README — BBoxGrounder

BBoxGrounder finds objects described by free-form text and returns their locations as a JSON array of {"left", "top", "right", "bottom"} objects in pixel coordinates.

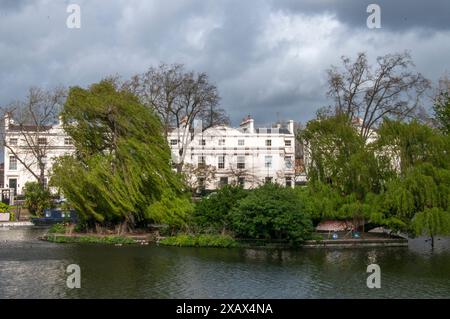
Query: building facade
[
  {"left": 3, "top": 115, "right": 297, "bottom": 195},
  {"left": 168, "top": 116, "right": 296, "bottom": 191},
  {"left": 3, "top": 115, "right": 75, "bottom": 195}
]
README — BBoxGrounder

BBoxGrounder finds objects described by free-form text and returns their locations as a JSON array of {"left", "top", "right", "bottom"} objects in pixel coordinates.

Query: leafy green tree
[
  {"left": 51, "top": 79, "right": 188, "bottom": 230},
  {"left": 295, "top": 182, "right": 344, "bottom": 223},
  {"left": 376, "top": 119, "right": 450, "bottom": 174},
  {"left": 230, "top": 184, "right": 313, "bottom": 244},
  {"left": 433, "top": 91, "right": 450, "bottom": 135},
  {"left": 300, "top": 114, "right": 388, "bottom": 199},
  {"left": 371, "top": 120, "right": 450, "bottom": 233},
  {"left": 145, "top": 189, "right": 194, "bottom": 231},
  {"left": 193, "top": 185, "right": 248, "bottom": 233},
  {"left": 411, "top": 207, "right": 450, "bottom": 248},
  {"left": 380, "top": 163, "right": 450, "bottom": 232},
  {"left": 23, "top": 181, "right": 52, "bottom": 217}
]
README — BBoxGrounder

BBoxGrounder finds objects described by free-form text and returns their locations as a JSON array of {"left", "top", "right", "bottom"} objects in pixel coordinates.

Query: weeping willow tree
[
  {"left": 51, "top": 79, "right": 192, "bottom": 231},
  {"left": 376, "top": 119, "right": 450, "bottom": 174},
  {"left": 411, "top": 208, "right": 450, "bottom": 248},
  {"left": 299, "top": 114, "right": 389, "bottom": 199},
  {"left": 380, "top": 163, "right": 450, "bottom": 233}
]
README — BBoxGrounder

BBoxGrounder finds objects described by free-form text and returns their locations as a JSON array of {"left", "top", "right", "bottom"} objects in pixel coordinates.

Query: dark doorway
[{"left": 9, "top": 178, "right": 17, "bottom": 196}]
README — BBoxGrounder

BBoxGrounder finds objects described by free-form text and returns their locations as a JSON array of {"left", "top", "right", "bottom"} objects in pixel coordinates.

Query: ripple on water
[{"left": 1, "top": 229, "right": 449, "bottom": 298}]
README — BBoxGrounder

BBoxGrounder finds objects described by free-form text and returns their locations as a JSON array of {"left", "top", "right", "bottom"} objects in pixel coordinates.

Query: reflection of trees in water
[
  {"left": 3, "top": 231, "right": 450, "bottom": 298},
  {"left": 243, "top": 249, "right": 294, "bottom": 263},
  {"left": 409, "top": 236, "right": 450, "bottom": 255},
  {"left": 61, "top": 245, "right": 179, "bottom": 298},
  {"left": 0, "top": 227, "right": 48, "bottom": 244}
]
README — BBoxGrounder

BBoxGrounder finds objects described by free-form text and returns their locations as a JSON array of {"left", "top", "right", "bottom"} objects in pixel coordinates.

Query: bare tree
[
  {"left": 126, "top": 64, "right": 229, "bottom": 173},
  {"left": 126, "top": 64, "right": 185, "bottom": 138},
  {"left": 326, "top": 52, "right": 430, "bottom": 139},
  {"left": 182, "top": 163, "right": 217, "bottom": 194},
  {"left": 434, "top": 74, "right": 450, "bottom": 99},
  {"left": 431, "top": 74, "right": 450, "bottom": 133},
  {"left": 1, "top": 87, "right": 66, "bottom": 187},
  {"left": 227, "top": 164, "right": 260, "bottom": 188}
]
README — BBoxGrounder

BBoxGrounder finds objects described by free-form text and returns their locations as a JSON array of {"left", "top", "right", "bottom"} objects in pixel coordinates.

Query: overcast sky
[{"left": 1, "top": 0, "right": 449, "bottom": 126}]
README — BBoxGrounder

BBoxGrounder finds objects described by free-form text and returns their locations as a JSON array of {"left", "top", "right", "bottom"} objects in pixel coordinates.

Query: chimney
[
  {"left": 249, "top": 118, "right": 254, "bottom": 134},
  {"left": 288, "top": 120, "right": 294, "bottom": 134},
  {"left": 4, "top": 112, "right": 13, "bottom": 129},
  {"left": 240, "top": 115, "right": 254, "bottom": 134}
]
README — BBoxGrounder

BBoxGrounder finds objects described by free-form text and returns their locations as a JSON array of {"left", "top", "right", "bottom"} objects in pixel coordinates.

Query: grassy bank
[
  {"left": 159, "top": 234, "right": 238, "bottom": 248},
  {"left": 44, "top": 234, "right": 137, "bottom": 245}
]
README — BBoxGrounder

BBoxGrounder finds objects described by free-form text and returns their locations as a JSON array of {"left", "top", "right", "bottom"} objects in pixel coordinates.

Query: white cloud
[{"left": 0, "top": 0, "right": 449, "bottom": 126}]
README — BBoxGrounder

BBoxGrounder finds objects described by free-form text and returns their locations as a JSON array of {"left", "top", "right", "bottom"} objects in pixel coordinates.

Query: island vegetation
[{"left": 8, "top": 53, "right": 450, "bottom": 248}]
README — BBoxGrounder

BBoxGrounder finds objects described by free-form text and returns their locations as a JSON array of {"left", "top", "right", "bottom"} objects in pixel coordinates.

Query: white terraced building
[
  {"left": 168, "top": 116, "right": 297, "bottom": 191},
  {"left": 2, "top": 115, "right": 75, "bottom": 195},
  {"left": 3, "top": 114, "right": 297, "bottom": 196}
]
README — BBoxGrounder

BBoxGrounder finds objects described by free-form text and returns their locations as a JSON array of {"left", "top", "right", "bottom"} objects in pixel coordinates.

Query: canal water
[{"left": 0, "top": 227, "right": 449, "bottom": 298}]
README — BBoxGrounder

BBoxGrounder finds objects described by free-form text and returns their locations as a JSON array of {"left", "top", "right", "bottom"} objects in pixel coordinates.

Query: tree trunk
[
  {"left": 39, "top": 165, "right": 46, "bottom": 189},
  {"left": 176, "top": 163, "right": 184, "bottom": 174}
]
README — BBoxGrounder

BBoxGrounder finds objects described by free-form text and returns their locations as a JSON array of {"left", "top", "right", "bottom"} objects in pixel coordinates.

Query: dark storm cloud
[
  {"left": 0, "top": 0, "right": 28, "bottom": 12},
  {"left": 0, "top": 0, "right": 449, "bottom": 128},
  {"left": 275, "top": 0, "right": 450, "bottom": 31}
]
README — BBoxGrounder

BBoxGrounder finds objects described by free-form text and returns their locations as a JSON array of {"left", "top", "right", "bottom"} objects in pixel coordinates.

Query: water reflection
[{"left": 0, "top": 228, "right": 449, "bottom": 299}]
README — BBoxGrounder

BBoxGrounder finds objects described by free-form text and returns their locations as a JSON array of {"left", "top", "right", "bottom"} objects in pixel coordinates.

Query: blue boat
[{"left": 31, "top": 208, "right": 77, "bottom": 226}]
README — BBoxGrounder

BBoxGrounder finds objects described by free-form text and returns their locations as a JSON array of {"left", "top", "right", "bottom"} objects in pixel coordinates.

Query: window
[
  {"left": 198, "top": 178, "right": 206, "bottom": 194},
  {"left": 265, "top": 156, "right": 273, "bottom": 168},
  {"left": 9, "top": 156, "right": 17, "bottom": 170},
  {"left": 218, "top": 139, "right": 226, "bottom": 146},
  {"left": 238, "top": 177, "right": 245, "bottom": 187},
  {"left": 9, "top": 138, "right": 18, "bottom": 145},
  {"left": 238, "top": 139, "right": 245, "bottom": 146},
  {"left": 237, "top": 156, "right": 245, "bottom": 169},
  {"left": 265, "top": 139, "right": 272, "bottom": 147},
  {"left": 198, "top": 156, "right": 206, "bottom": 168},
  {"left": 286, "top": 177, "right": 292, "bottom": 188},
  {"left": 285, "top": 156, "right": 293, "bottom": 169},
  {"left": 265, "top": 177, "right": 273, "bottom": 184},
  {"left": 285, "top": 140, "right": 292, "bottom": 147},
  {"left": 64, "top": 137, "right": 73, "bottom": 145},
  {"left": 219, "top": 177, "right": 228, "bottom": 187},
  {"left": 38, "top": 137, "right": 47, "bottom": 145},
  {"left": 218, "top": 155, "right": 225, "bottom": 169},
  {"left": 200, "top": 139, "right": 206, "bottom": 146},
  {"left": 170, "top": 139, "right": 178, "bottom": 146}
]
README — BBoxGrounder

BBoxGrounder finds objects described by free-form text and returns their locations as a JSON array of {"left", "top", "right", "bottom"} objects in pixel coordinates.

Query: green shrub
[
  {"left": 193, "top": 185, "right": 248, "bottom": 233},
  {"left": 0, "top": 203, "right": 10, "bottom": 213},
  {"left": 46, "top": 235, "right": 136, "bottom": 245},
  {"left": 230, "top": 183, "right": 313, "bottom": 244},
  {"left": 48, "top": 223, "right": 67, "bottom": 234},
  {"left": 160, "top": 234, "right": 238, "bottom": 248},
  {"left": 23, "top": 182, "right": 52, "bottom": 217}
]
